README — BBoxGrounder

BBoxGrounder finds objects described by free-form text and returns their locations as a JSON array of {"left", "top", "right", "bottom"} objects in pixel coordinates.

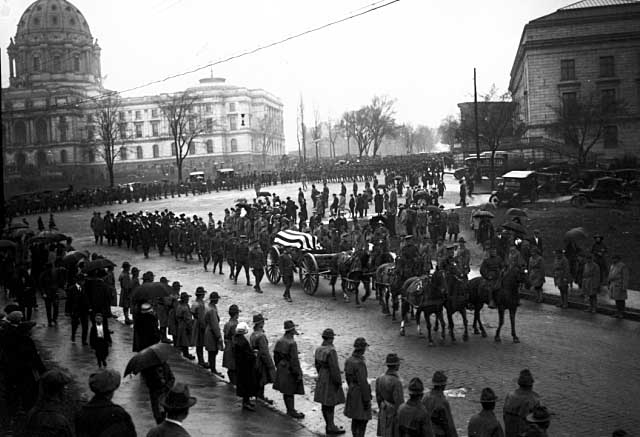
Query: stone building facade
[
  {"left": 509, "top": 0, "right": 640, "bottom": 162},
  {"left": 1, "top": 0, "right": 284, "bottom": 189}
]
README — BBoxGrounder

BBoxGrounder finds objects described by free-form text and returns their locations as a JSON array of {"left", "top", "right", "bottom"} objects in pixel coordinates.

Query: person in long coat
[
  {"left": 608, "top": 255, "right": 629, "bottom": 318},
  {"left": 552, "top": 249, "right": 572, "bottom": 309},
  {"left": 190, "top": 287, "right": 208, "bottom": 367},
  {"left": 503, "top": 369, "right": 539, "bottom": 437},
  {"left": 118, "top": 262, "right": 133, "bottom": 325},
  {"left": 166, "top": 281, "right": 180, "bottom": 338},
  {"left": 344, "top": 337, "right": 372, "bottom": 437},
  {"left": 527, "top": 247, "right": 546, "bottom": 303},
  {"left": 203, "top": 292, "right": 224, "bottom": 376},
  {"left": 132, "top": 303, "right": 160, "bottom": 352},
  {"left": 376, "top": 353, "right": 405, "bottom": 437},
  {"left": 250, "top": 313, "right": 276, "bottom": 404},
  {"left": 397, "top": 378, "right": 433, "bottom": 437},
  {"left": 314, "top": 328, "right": 346, "bottom": 435},
  {"left": 581, "top": 253, "right": 601, "bottom": 313},
  {"left": 233, "top": 321, "right": 259, "bottom": 411},
  {"left": 467, "top": 387, "right": 503, "bottom": 437},
  {"left": 273, "top": 320, "right": 305, "bottom": 419},
  {"left": 174, "top": 292, "right": 195, "bottom": 359},
  {"left": 222, "top": 304, "right": 240, "bottom": 384},
  {"left": 423, "top": 371, "right": 457, "bottom": 437}
]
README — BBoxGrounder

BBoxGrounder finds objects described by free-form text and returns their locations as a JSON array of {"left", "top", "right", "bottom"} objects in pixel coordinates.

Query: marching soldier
[
  {"left": 234, "top": 235, "right": 251, "bottom": 286},
  {"left": 480, "top": 246, "right": 504, "bottom": 309},
  {"left": 211, "top": 229, "right": 225, "bottom": 276},
  {"left": 279, "top": 248, "right": 296, "bottom": 302},
  {"left": 199, "top": 230, "right": 212, "bottom": 271},
  {"left": 225, "top": 233, "right": 237, "bottom": 280},
  {"left": 247, "top": 241, "right": 265, "bottom": 293}
]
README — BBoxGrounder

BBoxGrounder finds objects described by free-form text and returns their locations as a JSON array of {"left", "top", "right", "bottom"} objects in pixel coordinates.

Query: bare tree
[
  {"left": 350, "top": 107, "right": 374, "bottom": 157},
  {"left": 546, "top": 91, "right": 626, "bottom": 167},
  {"left": 415, "top": 125, "right": 436, "bottom": 153},
  {"left": 399, "top": 124, "right": 415, "bottom": 154},
  {"left": 341, "top": 111, "right": 356, "bottom": 157},
  {"left": 367, "top": 96, "right": 396, "bottom": 157},
  {"left": 311, "top": 108, "right": 322, "bottom": 161},
  {"left": 297, "top": 95, "right": 307, "bottom": 164},
  {"left": 438, "top": 115, "right": 462, "bottom": 152},
  {"left": 160, "top": 90, "right": 204, "bottom": 182},
  {"left": 254, "top": 113, "right": 280, "bottom": 167},
  {"left": 92, "top": 93, "right": 127, "bottom": 187},
  {"left": 326, "top": 118, "right": 340, "bottom": 158}
]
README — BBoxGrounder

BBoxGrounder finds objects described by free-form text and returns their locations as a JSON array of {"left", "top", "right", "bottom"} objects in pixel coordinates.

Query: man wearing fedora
[
  {"left": 376, "top": 353, "right": 405, "bottom": 437},
  {"left": 397, "top": 377, "right": 433, "bottom": 437},
  {"left": 314, "top": 328, "right": 346, "bottom": 435},
  {"left": 344, "top": 337, "right": 372, "bottom": 437},
  {"left": 467, "top": 387, "right": 504, "bottom": 437},
  {"left": 146, "top": 383, "right": 197, "bottom": 437},
  {"left": 273, "top": 320, "right": 305, "bottom": 418},
  {"left": 76, "top": 369, "right": 136, "bottom": 436},
  {"left": 191, "top": 287, "right": 208, "bottom": 368},
  {"left": 521, "top": 405, "right": 551, "bottom": 437},
  {"left": 503, "top": 369, "right": 539, "bottom": 437},
  {"left": 203, "top": 292, "right": 224, "bottom": 377},
  {"left": 250, "top": 314, "right": 276, "bottom": 405},
  {"left": 423, "top": 371, "right": 457, "bottom": 437}
]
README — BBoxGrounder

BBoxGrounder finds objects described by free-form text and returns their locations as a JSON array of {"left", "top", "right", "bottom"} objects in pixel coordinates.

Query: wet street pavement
[{"left": 18, "top": 176, "right": 640, "bottom": 436}]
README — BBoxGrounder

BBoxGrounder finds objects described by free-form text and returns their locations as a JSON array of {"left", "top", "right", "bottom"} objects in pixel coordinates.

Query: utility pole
[{"left": 474, "top": 67, "right": 481, "bottom": 181}]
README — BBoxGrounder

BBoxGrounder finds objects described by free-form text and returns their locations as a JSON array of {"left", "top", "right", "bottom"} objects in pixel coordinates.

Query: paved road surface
[{"left": 19, "top": 176, "right": 640, "bottom": 436}]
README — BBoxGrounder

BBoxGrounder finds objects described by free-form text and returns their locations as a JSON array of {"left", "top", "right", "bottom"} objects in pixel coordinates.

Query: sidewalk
[{"left": 19, "top": 297, "right": 317, "bottom": 437}]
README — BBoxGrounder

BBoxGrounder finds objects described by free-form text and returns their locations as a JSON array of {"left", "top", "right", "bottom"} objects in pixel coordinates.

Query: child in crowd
[{"left": 89, "top": 313, "right": 112, "bottom": 368}]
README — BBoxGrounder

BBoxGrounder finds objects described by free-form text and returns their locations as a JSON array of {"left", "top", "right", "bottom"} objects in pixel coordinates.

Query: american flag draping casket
[{"left": 273, "top": 230, "right": 323, "bottom": 251}]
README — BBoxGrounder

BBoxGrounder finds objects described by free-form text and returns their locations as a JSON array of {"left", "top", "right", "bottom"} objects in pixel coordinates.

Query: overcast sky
[{"left": 1, "top": 0, "right": 571, "bottom": 150}]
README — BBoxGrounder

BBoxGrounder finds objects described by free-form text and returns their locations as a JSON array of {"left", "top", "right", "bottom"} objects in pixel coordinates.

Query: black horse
[
  {"left": 329, "top": 249, "right": 371, "bottom": 305},
  {"left": 374, "top": 262, "right": 397, "bottom": 317},
  {"left": 442, "top": 269, "right": 470, "bottom": 343},
  {"left": 466, "top": 276, "right": 490, "bottom": 338},
  {"left": 494, "top": 265, "right": 528, "bottom": 343},
  {"left": 399, "top": 270, "right": 447, "bottom": 346}
]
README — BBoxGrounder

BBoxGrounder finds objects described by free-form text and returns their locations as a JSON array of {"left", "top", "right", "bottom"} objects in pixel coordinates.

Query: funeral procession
[{"left": 1, "top": 0, "right": 639, "bottom": 436}]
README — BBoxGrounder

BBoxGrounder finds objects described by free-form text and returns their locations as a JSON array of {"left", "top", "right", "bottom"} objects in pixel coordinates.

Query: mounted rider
[
  {"left": 480, "top": 245, "right": 504, "bottom": 309},
  {"left": 454, "top": 237, "right": 471, "bottom": 278},
  {"left": 397, "top": 235, "right": 421, "bottom": 281}
]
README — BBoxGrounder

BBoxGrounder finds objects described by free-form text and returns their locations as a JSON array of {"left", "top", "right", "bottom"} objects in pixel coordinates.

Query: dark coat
[
  {"left": 85, "top": 278, "right": 113, "bottom": 316},
  {"left": 75, "top": 395, "right": 137, "bottom": 437},
  {"left": 233, "top": 333, "right": 259, "bottom": 398},
  {"left": 423, "top": 390, "right": 458, "bottom": 437},
  {"left": 174, "top": 302, "right": 193, "bottom": 348},
  {"left": 24, "top": 399, "right": 74, "bottom": 437},
  {"left": 397, "top": 399, "right": 433, "bottom": 437},
  {"left": 344, "top": 352, "right": 372, "bottom": 421},
  {"left": 89, "top": 324, "right": 112, "bottom": 359},
  {"left": 146, "top": 420, "right": 191, "bottom": 437},
  {"left": 190, "top": 299, "right": 206, "bottom": 347},
  {"left": 467, "top": 409, "right": 504, "bottom": 437},
  {"left": 503, "top": 388, "right": 539, "bottom": 437},
  {"left": 250, "top": 329, "right": 276, "bottom": 387},
  {"left": 313, "top": 342, "right": 345, "bottom": 406},
  {"left": 133, "top": 312, "right": 160, "bottom": 352},
  {"left": 141, "top": 362, "right": 175, "bottom": 395},
  {"left": 67, "top": 283, "right": 90, "bottom": 315},
  {"left": 273, "top": 335, "right": 304, "bottom": 395},
  {"left": 222, "top": 318, "right": 238, "bottom": 371},
  {"left": 203, "top": 305, "right": 223, "bottom": 352},
  {"left": 376, "top": 370, "right": 404, "bottom": 437}
]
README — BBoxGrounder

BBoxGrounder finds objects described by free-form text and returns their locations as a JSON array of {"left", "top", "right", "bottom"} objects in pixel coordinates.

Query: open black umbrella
[
  {"left": 124, "top": 343, "right": 174, "bottom": 377},
  {"left": 62, "top": 251, "right": 89, "bottom": 270},
  {"left": 473, "top": 210, "right": 495, "bottom": 219},
  {"left": 413, "top": 190, "right": 429, "bottom": 200},
  {"left": 564, "top": 227, "right": 588, "bottom": 242},
  {"left": 501, "top": 221, "right": 527, "bottom": 235},
  {"left": 82, "top": 258, "right": 116, "bottom": 273},
  {"left": 31, "top": 231, "right": 68, "bottom": 244},
  {"left": 10, "top": 228, "right": 35, "bottom": 239},
  {"left": 257, "top": 191, "right": 272, "bottom": 197},
  {"left": 130, "top": 282, "right": 172, "bottom": 308},
  {"left": 369, "top": 215, "right": 387, "bottom": 227},
  {"left": 506, "top": 208, "right": 528, "bottom": 217}
]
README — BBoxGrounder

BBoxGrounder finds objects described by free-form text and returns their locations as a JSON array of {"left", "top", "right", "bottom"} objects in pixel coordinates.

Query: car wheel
[{"left": 489, "top": 194, "right": 499, "bottom": 207}]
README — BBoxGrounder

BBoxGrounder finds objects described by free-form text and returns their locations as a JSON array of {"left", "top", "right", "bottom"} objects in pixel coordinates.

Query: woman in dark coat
[
  {"left": 174, "top": 292, "right": 194, "bottom": 359},
  {"left": 222, "top": 304, "right": 240, "bottom": 384},
  {"left": 233, "top": 322, "right": 258, "bottom": 411},
  {"left": 132, "top": 303, "right": 160, "bottom": 352}
]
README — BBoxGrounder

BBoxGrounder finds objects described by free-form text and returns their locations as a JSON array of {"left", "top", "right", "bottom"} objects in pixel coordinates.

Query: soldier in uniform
[
  {"left": 248, "top": 241, "right": 265, "bottom": 293},
  {"left": 314, "top": 328, "right": 346, "bottom": 435},
  {"left": 273, "top": 320, "right": 305, "bottom": 419},
  {"left": 398, "top": 235, "right": 421, "bottom": 281},
  {"left": 234, "top": 235, "right": 251, "bottom": 286},
  {"left": 199, "top": 229, "right": 212, "bottom": 271},
  {"left": 211, "top": 229, "right": 225, "bottom": 276},
  {"left": 191, "top": 287, "right": 208, "bottom": 368},
  {"left": 521, "top": 405, "right": 551, "bottom": 437},
  {"left": 397, "top": 378, "right": 433, "bottom": 437},
  {"left": 480, "top": 246, "right": 504, "bottom": 309},
  {"left": 454, "top": 237, "right": 471, "bottom": 278},
  {"left": 503, "top": 369, "right": 539, "bottom": 437},
  {"left": 344, "top": 337, "right": 372, "bottom": 437},
  {"left": 279, "top": 248, "right": 296, "bottom": 302},
  {"left": 376, "top": 353, "right": 405, "bottom": 437},
  {"left": 467, "top": 388, "right": 504, "bottom": 437},
  {"left": 423, "top": 371, "right": 457, "bottom": 437},
  {"left": 591, "top": 234, "right": 608, "bottom": 285},
  {"left": 225, "top": 233, "right": 237, "bottom": 280}
]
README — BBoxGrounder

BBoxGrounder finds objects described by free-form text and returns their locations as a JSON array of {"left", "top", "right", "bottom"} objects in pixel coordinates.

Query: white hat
[{"left": 236, "top": 322, "right": 249, "bottom": 334}]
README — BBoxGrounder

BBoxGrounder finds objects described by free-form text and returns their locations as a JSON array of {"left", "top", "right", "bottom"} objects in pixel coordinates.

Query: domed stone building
[{"left": 2, "top": 0, "right": 284, "bottom": 189}]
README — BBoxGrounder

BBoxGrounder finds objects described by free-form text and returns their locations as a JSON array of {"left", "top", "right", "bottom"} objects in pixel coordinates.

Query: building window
[
  {"left": 151, "top": 108, "right": 158, "bottom": 118},
  {"left": 33, "top": 56, "right": 41, "bottom": 72},
  {"left": 562, "top": 92, "right": 577, "bottom": 117},
  {"left": 51, "top": 15, "right": 58, "bottom": 25},
  {"left": 599, "top": 56, "right": 615, "bottom": 78},
  {"left": 14, "top": 121, "right": 27, "bottom": 145},
  {"left": 229, "top": 102, "right": 236, "bottom": 112},
  {"left": 60, "top": 149, "right": 68, "bottom": 163},
  {"left": 151, "top": 121, "right": 159, "bottom": 137},
  {"left": 53, "top": 55, "right": 61, "bottom": 72},
  {"left": 87, "top": 150, "right": 95, "bottom": 163},
  {"left": 135, "top": 110, "right": 142, "bottom": 120},
  {"left": 205, "top": 104, "right": 212, "bottom": 113},
  {"left": 153, "top": 144, "right": 159, "bottom": 158},
  {"left": 73, "top": 55, "right": 80, "bottom": 72},
  {"left": 171, "top": 142, "right": 176, "bottom": 156},
  {"left": 603, "top": 125, "right": 618, "bottom": 148},
  {"left": 119, "top": 122, "right": 127, "bottom": 139},
  {"left": 206, "top": 118, "right": 213, "bottom": 132},
  {"left": 560, "top": 59, "right": 575, "bottom": 81},
  {"left": 189, "top": 141, "right": 196, "bottom": 155},
  {"left": 36, "top": 118, "right": 48, "bottom": 144},
  {"left": 120, "top": 147, "right": 127, "bottom": 160},
  {"left": 601, "top": 89, "right": 616, "bottom": 113},
  {"left": 135, "top": 123, "right": 143, "bottom": 138},
  {"left": 136, "top": 146, "right": 143, "bottom": 159},
  {"left": 119, "top": 111, "right": 125, "bottom": 121},
  {"left": 59, "top": 116, "right": 67, "bottom": 142},
  {"left": 206, "top": 139, "right": 214, "bottom": 154},
  {"left": 230, "top": 138, "right": 238, "bottom": 152},
  {"left": 87, "top": 127, "right": 94, "bottom": 141},
  {"left": 229, "top": 115, "right": 237, "bottom": 131}
]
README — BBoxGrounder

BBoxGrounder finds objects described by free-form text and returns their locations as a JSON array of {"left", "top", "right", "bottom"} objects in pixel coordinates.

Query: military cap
[
  {"left": 432, "top": 370, "right": 448, "bottom": 386},
  {"left": 208, "top": 291, "right": 220, "bottom": 301},
  {"left": 526, "top": 405, "right": 552, "bottom": 423},
  {"left": 480, "top": 387, "right": 498, "bottom": 402},
  {"left": 195, "top": 286, "right": 206, "bottom": 296},
  {"left": 385, "top": 353, "right": 402, "bottom": 366},
  {"left": 408, "top": 377, "right": 424, "bottom": 395},
  {"left": 353, "top": 337, "right": 369, "bottom": 349},
  {"left": 253, "top": 313, "right": 267, "bottom": 324},
  {"left": 517, "top": 368, "right": 534, "bottom": 386},
  {"left": 321, "top": 328, "right": 335, "bottom": 339}
]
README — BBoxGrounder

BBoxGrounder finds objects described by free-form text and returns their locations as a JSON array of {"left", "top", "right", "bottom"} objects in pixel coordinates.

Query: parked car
[
  {"left": 569, "top": 169, "right": 613, "bottom": 191},
  {"left": 570, "top": 177, "right": 631, "bottom": 208},
  {"left": 489, "top": 170, "right": 539, "bottom": 207},
  {"left": 536, "top": 172, "right": 571, "bottom": 196}
]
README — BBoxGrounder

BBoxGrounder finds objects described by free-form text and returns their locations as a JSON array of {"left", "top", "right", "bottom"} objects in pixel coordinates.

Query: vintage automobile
[
  {"left": 569, "top": 169, "right": 612, "bottom": 191},
  {"left": 489, "top": 170, "right": 539, "bottom": 207},
  {"left": 216, "top": 168, "right": 235, "bottom": 189},
  {"left": 611, "top": 169, "right": 640, "bottom": 193},
  {"left": 570, "top": 177, "right": 631, "bottom": 208}
]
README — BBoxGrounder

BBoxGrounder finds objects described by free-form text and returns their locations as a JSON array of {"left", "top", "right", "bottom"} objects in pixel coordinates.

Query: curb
[{"left": 520, "top": 290, "right": 640, "bottom": 321}]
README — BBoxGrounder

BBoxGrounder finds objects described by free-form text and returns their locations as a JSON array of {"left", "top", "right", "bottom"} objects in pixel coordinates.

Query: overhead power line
[{"left": 7, "top": 0, "right": 400, "bottom": 113}]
